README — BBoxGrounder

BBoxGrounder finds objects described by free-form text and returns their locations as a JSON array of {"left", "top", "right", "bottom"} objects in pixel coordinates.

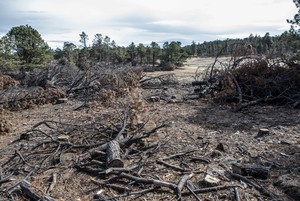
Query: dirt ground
[{"left": 0, "top": 57, "right": 300, "bottom": 200}]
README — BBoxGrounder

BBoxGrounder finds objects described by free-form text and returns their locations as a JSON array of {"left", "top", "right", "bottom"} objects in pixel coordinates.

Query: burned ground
[{"left": 0, "top": 58, "right": 299, "bottom": 201}]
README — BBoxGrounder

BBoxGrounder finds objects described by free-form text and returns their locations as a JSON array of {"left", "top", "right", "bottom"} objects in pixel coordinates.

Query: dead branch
[
  {"left": 234, "top": 187, "right": 241, "bottom": 201},
  {"left": 193, "top": 55, "right": 300, "bottom": 109},
  {"left": 0, "top": 177, "right": 15, "bottom": 186},
  {"left": 162, "top": 149, "right": 198, "bottom": 160},
  {"left": 185, "top": 181, "right": 201, "bottom": 201},
  {"left": 209, "top": 46, "right": 226, "bottom": 82},
  {"left": 119, "top": 172, "right": 178, "bottom": 191},
  {"left": 182, "top": 185, "right": 241, "bottom": 196},
  {"left": 47, "top": 173, "right": 57, "bottom": 193},
  {"left": 91, "top": 178, "right": 130, "bottom": 192},
  {"left": 20, "top": 180, "right": 56, "bottom": 201},
  {"left": 229, "top": 172, "right": 277, "bottom": 198},
  {"left": 103, "top": 187, "right": 156, "bottom": 200},
  {"left": 157, "top": 160, "right": 191, "bottom": 172},
  {"left": 177, "top": 173, "right": 194, "bottom": 200},
  {"left": 228, "top": 72, "right": 242, "bottom": 110}
]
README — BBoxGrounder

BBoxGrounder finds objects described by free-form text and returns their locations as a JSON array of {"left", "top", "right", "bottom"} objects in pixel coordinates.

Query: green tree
[
  {"left": 0, "top": 36, "right": 16, "bottom": 60},
  {"left": 137, "top": 43, "right": 146, "bottom": 65},
  {"left": 127, "top": 42, "right": 137, "bottom": 65},
  {"left": 288, "top": 0, "right": 300, "bottom": 34},
  {"left": 166, "top": 41, "right": 187, "bottom": 65},
  {"left": 162, "top": 42, "right": 170, "bottom": 62},
  {"left": 79, "top": 32, "right": 88, "bottom": 48},
  {"left": 4, "top": 25, "right": 52, "bottom": 64},
  {"left": 92, "top": 34, "right": 104, "bottom": 62},
  {"left": 190, "top": 41, "right": 197, "bottom": 56},
  {"left": 63, "top": 42, "right": 77, "bottom": 62},
  {"left": 116, "top": 46, "right": 127, "bottom": 63},
  {"left": 103, "top": 36, "right": 111, "bottom": 65},
  {"left": 150, "top": 41, "right": 160, "bottom": 67}
]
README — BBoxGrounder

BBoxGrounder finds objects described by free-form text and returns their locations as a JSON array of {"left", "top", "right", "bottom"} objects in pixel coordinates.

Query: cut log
[
  {"left": 148, "top": 96, "right": 160, "bottom": 102},
  {"left": 232, "top": 163, "right": 269, "bottom": 180},
  {"left": 106, "top": 140, "right": 124, "bottom": 168},
  {"left": 199, "top": 174, "right": 220, "bottom": 187},
  {"left": 255, "top": 128, "right": 269, "bottom": 138}
]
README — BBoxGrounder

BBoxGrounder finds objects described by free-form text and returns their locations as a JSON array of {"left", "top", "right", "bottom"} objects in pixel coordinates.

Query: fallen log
[
  {"left": 20, "top": 180, "right": 56, "bottom": 201},
  {"left": 232, "top": 163, "right": 270, "bottom": 180},
  {"left": 106, "top": 140, "right": 124, "bottom": 168}
]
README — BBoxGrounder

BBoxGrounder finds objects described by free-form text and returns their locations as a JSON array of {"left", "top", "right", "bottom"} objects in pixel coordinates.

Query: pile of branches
[
  {"left": 0, "top": 87, "right": 66, "bottom": 111},
  {"left": 0, "top": 62, "right": 144, "bottom": 111},
  {"left": 66, "top": 64, "right": 143, "bottom": 101},
  {"left": 193, "top": 55, "right": 300, "bottom": 111},
  {"left": 0, "top": 112, "right": 282, "bottom": 200},
  {"left": 0, "top": 109, "right": 172, "bottom": 200},
  {"left": 140, "top": 73, "right": 178, "bottom": 89}
]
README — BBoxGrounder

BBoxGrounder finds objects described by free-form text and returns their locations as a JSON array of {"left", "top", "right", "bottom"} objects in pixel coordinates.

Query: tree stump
[
  {"left": 255, "top": 128, "right": 269, "bottom": 138},
  {"left": 106, "top": 140, "right": 124, "bottom": 168},
  {"left": 199, "top": 174, "right": 220, "bottom": 187}
]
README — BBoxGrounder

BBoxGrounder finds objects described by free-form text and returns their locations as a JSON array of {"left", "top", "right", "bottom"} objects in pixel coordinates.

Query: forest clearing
[
  {"left": 0, "top": 1, "right": 299, "bottom": 200},
  {"left": 0, "top": 56, "right": 299, "bottom": 201}
]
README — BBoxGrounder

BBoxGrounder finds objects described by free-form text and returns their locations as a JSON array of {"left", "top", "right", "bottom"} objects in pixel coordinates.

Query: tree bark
[
  {"left": 106, "top": 140, "right": 124, "bottom": 168},
  {"left": 232, "top": 163, "right": 269, "bottom": 180}
]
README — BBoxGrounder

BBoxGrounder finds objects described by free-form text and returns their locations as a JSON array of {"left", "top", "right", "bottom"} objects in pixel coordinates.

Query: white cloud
[{"left": 0, "top": 0, "right": 297, "bottom": 48}]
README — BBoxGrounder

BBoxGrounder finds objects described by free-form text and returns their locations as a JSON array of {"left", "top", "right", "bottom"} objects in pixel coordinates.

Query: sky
[{"left": 0, "top": 0, "right": 297, "bottom": 49}]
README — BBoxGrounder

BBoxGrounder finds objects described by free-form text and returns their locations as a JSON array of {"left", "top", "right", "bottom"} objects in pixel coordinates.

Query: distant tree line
[
  {"left": 0, "top": 0, "right": 299, "bottom": 69},
  {"left": 53, "top": 32, "right": 189, "bottom": 69},
  {"left": 184, "top": 0, "right": 300, "bottom": 59},
  {"left": 183, "top": 31, "right": 300, "bottom": 58}
]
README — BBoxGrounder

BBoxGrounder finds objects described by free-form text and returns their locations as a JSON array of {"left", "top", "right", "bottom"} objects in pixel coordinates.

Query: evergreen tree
[{"left": 3, "top": 25, "right": 52, "bottom": 64}]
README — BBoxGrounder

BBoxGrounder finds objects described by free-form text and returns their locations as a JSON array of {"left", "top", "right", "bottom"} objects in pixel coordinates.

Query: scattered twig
[
  {"left": 157, "top": 160, "right": 191, "bottom": 172},
  {"left": 185, "top": 182, "right": 201, "bottom": 201},
  {"left": 162, "top": 149, "right": 198, "bottom": 160},
  {"left": 229, "top": 172, "right": 277, "bottom": 198},
  {"left": 47, "top": 173, "right": 57, "bottom": 193},
  {"left": 177, "top": 173, "right": 194, "bottom": 200},
  {"left": 234, "top": 187, "right": 241, "bottom": 201}
]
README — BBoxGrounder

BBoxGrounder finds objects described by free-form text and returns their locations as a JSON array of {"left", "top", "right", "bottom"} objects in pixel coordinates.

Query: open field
[{"left": 146, "top": 57, "right": 231, "bottom": 83}]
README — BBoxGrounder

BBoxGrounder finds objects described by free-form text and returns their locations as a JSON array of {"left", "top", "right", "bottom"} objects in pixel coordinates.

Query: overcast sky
[{"left": 0, "top": 0, "right": 297, "bottom": 49}]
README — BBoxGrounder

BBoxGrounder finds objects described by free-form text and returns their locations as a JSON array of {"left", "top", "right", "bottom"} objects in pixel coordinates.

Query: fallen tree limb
[
  {"left": 162, "top": 149, "right": 197, "bottom": 160},
  {"left": 80, "top": 124, "right": 167, "bottom": 159},
  {"left": 157, "top": 160, "right": 191, "bottom": 172},
  {"left": 91, "top": 178, "right": 130, "bottom": 192},
  {"left": 103, "top": 187, "right": 156, "bottom": 200},
  {"left": 182, "top": 185, "right": 241, "bottom": 196},
  {"left": 0, "top": 177, "right": 15, "bottom": 186},
  {"left": 120, "top": 172, "right": 178, "bottom": 191},
  {"left": 229, "top": 172, "right": 277, "bottom": 198},
  {"left": 20, "top": 180, "right": 56, "bottom": 201},
  {"left": 177, "top": 173, "right": 194, "bottom": 200},
  {"left": 228, "top": 72, "right": 242, "bottom": 111},
  {"left": 185, "top": 182, "right": 201, "bottom": 201}
]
